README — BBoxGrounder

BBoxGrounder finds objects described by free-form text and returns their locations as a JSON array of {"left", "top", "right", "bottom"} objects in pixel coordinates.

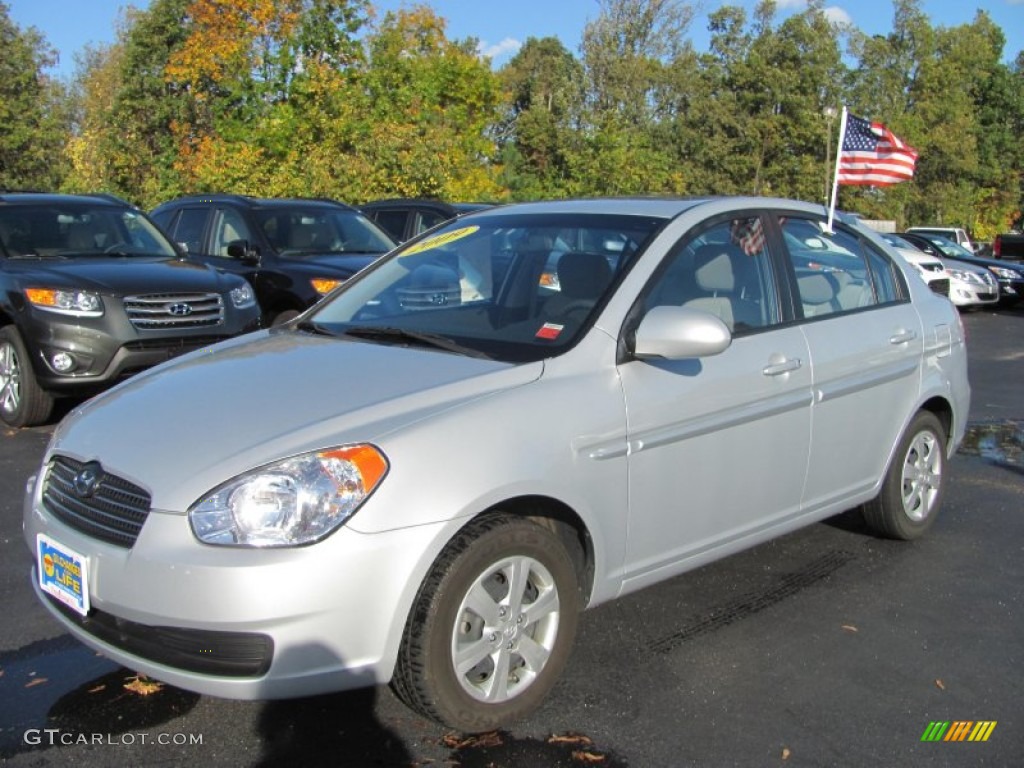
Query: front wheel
[
  {"left": 0, "top": 326, "right": 54, "bottom": 428},
  {"left": 391, "top": 514, "right": 580, "bottom": 732},
  {"left": 862, "top": 411, "right": 946, "bottom": 540},
  {"left": 270, "top": 309, "right": 300, "bottom": 326}
]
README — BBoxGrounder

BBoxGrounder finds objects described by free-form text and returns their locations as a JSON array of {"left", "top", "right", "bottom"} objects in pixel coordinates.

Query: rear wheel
[
  {"left": 0, "top": 326, "right": 54, "bottom": 428},
  {"left": 392, "top": 514, "right": 580, "bottom": 732},
  {"left": 862, "top": 411, "right": 946, "bottom": 540}
]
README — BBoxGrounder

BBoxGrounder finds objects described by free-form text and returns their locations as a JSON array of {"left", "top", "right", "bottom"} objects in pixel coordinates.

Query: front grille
[
  {"left": 124, "top": 292, "right": 224, "bottom": 329},
  {"left": 46, "top": 595, "right": 273, "bottom": 677},
  {"left": 42, "top": 456, "right": 151, "bottom": 548},
  {"left": 928, "top": 278, "right": 950, "bottom": 296},
  {"left": 121, "top": 335, "right": 229, "bottom": 352}
]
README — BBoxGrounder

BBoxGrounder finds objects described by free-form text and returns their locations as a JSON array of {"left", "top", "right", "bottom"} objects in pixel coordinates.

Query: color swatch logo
[{"left": 921, "top": 721, "right": 997, "bottom": 742}]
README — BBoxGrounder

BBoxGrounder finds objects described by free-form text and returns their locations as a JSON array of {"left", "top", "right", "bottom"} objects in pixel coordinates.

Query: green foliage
[
  {"left": 4, "top": 0, "right": 1023, "bottom": 230},
  {"left": 0, "top": 1, "right": 69, "bottom": 190}
]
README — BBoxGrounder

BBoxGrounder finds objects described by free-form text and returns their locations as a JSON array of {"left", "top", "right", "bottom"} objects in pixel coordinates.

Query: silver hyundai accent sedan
[{"left": 24, "top": 197, "right": 970, "bottom": 732}]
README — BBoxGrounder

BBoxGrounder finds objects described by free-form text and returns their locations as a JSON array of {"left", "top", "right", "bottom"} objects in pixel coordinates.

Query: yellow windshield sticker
[{"left": 400, "top": 226, "right": 480, "bottom": 257}]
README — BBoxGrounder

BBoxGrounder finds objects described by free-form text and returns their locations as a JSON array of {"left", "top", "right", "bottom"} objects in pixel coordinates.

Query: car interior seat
[
  {"left": 545, "top": 252, "right": 614, "bottom": 321},
  {"left": 682, "top": 244, "right": 763, "bottom": 331},
  {"left": 65, "top": 221, "right": 97, "bottom": 252}
]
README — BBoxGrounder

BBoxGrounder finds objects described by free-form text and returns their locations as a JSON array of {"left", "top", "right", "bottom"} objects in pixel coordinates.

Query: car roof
[
  {"left": 359, "top": 198, "right": 494, "bottom": 213},
  {"left": 153, "top": 194, "right": 357, "bottom": 212},
  {"left": 0, "top": 192, "right": 134, "bottom": 208},
  {"left": 468, "top": 196, "right": 829, "bottom": 221}
]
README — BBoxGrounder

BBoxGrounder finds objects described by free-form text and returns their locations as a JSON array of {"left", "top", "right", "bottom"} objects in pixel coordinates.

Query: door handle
[
  {"left": 889, "top": 329, "right": 918, "bottom": 344},
  {"left": 763, "top": 358, "right": 802, "bottom": 376}
]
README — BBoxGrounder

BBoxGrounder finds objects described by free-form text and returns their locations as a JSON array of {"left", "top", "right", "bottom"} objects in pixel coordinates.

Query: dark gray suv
[{"left": 0, "top": 193, "right": 261, "bottom": 427}]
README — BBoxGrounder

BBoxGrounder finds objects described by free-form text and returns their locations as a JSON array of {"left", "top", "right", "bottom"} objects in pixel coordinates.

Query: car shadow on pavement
[{"left": 253, "top": 646, "right": 413, "bottom": 767}]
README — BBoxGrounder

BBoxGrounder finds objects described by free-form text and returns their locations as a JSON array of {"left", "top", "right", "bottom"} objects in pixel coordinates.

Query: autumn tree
[{"left": 353, "top": 5, "right": 505, "bottom": 202}]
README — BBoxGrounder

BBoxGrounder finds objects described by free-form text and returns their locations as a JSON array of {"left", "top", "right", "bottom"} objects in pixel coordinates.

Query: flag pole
[{"left": 825, "top": 105, "right": 848, "bottom": 233}]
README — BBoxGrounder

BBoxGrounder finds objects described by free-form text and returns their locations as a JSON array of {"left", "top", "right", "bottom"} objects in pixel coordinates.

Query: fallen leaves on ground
[
  {"left": 572, "top": 750, "right": 606, "bottom": 763},
  {"left": 782, "top": 747, "right": 792, "bottom": 760},
  {"left": 25, "top": 677, "right": 47, "bottom": 688},
  {"left": 935, "top": 679, "right": 946, "bottom": 691},
  {"left": 440, "top": 731, "right": 503, "bottom": 749},
  {"left": 549, "top": 733, "right": 593, "bottom": 746},
  {"left": 841, "top": 624, "right": 858, "bottom": 633},
  {"left": 123, "top": 675, "right": 163, "bottom": 696}
]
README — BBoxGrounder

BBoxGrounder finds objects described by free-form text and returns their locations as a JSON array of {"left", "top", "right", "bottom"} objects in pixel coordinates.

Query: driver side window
[
  {"left": 212, "top": 209, "right": 252, "bottom": 258},
  {"left": 644, "top": 217, "right": 779, "bottom": 333}
]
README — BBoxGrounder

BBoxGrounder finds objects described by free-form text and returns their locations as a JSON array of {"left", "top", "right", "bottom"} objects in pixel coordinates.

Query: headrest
[
  {"left": 556, "top": 252, "right": 613, "bottom": 299},
  {"left": 692, "top": 244, "right": 744, "bottom": 293},
  {"left": 798, "top": 273, "right": 837, "bottom": 305}
]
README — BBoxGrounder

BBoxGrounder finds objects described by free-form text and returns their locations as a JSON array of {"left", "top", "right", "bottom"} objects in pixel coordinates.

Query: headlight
[
  {"left": 990, "top": 267, "right": 1022, "bottom": 279},
  {"left": 25, "top": 288, "right": 103, "bottom": 316},
  {"left": 311, "top": 277, "right": 344, "bottom": 295},
  {"left": 946, "top": 269, "right": 973, "bottom": 282},
  {"left": 189, "top": 445, "right": 388, "bottom": 547},
  {"left": 230, "top": 283, "right": 256, "bottom": 309}
]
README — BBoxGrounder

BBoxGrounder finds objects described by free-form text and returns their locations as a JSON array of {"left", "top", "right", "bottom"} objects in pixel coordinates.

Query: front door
[{"left": 618, "top": 215, "right": 813, "bottom": 592}]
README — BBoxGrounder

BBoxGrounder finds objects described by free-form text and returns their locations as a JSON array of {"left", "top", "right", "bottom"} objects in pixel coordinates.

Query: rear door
[{"left": 775, "top": 214, "right": 924, "bottom": 510}]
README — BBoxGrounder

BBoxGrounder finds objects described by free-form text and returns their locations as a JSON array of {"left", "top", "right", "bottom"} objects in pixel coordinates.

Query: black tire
[
  {"left": 862, "top": 411, "right": 946, "bottom": 540},
  {"left": 0, "top": 326, "right": 54, "bottom": 428},
  {"left": 392, "top": 514, "right": 580, "bottom": 732}
]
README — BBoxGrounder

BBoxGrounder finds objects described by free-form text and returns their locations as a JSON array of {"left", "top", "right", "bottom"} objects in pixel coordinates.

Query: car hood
[
  {"left": 8, "top": 256, "right": 235, "bottom": 293},
  {"left": 47, "top": 331, "right": 541, "bottom": 510}
]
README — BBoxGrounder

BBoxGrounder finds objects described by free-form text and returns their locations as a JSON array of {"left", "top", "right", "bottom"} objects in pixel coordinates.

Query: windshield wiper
[
  {"left": 294, "top": 320, "right": 337, "bottom": 337},
  {"left": 342, "top": 325, "right": 491, "bottom": 358}
]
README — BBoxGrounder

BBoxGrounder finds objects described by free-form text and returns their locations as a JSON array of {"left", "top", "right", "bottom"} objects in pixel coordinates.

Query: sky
[{"left": 6, "top": 0, "right": 1024, "bottom": 80}]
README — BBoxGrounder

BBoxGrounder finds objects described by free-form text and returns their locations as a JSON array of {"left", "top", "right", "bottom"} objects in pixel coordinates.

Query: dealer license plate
[{"left": 37, "top": 534, "right": 91, "bottom": 617}]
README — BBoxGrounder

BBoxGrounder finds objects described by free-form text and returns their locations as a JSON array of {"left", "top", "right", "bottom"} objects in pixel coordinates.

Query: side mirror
[
  {"left": 633, "top": 306, "right": 732, "bottom": 360},
  {"left": 227, "top": 239, "right": 259, "bottom": 264}
]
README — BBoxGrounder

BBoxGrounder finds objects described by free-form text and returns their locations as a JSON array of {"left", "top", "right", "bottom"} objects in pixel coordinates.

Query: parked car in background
[
  {"left": 899, "top": 231, "right": 1020, "bottom": 307},
  {"left": 876, "top": 233, "right": 951, "bottom": 298},
  {"left": 992, "top": 232, "right": 1024, "bottom": 261},
  {"left": 25, "top": 196, "right": 969, "bottom": 732},
  {"left": 359, "top": 198, "right": 494, "bottom": 242},
  {"left": 0, "top": 193, "right": 260, "bottom": 427},
  {"left": 151, "top": 195, "right": 395, "bottom": 325},
  {"left": 907, "top": 226, "right": 976, "bottom": 253}
]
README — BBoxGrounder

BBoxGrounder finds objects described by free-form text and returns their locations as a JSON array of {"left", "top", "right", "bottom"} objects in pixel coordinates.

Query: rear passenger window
[{"left": 780, "top": 217, "right": 902, "bottom": 319}]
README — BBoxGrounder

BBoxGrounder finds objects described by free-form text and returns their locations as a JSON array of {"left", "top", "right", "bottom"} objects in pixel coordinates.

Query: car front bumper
[
  {"left": 947, "top": 283, "right": 999, "bottom": 307},
  {"left": 24, "top": 485, "right": 445, "bottom": 700},
  {"left": 21, "top": 305, "right": 261, "bottom": 393}
]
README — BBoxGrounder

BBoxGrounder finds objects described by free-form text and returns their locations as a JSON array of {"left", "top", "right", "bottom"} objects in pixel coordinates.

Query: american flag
[
  {"left": 837, "top": 112, "right": 918, "bottom": 186},
  {"left": 730, "top": 217, "right": 765, "bottom": 256}
]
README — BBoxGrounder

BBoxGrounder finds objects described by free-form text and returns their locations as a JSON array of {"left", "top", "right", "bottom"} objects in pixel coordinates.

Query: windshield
[
  {"left": 304, "top": 212, "right": 665, "bottom": 363},
  {"left": 254, "top": 208, "right": 394, "bottom": 257},
  {"left": 880, "top": 233, "right": 917, "bottom": 250},
  {"left": 919, "top": 235, "right": 973, "bottom": 259},
  {"left": 0, "top": 205, "right": 178, "bottom": 258}
]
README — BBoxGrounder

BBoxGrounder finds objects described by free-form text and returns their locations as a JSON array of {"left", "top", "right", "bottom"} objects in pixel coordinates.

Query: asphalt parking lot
[{"left": 0, "top": 307, "right": 1021, "bottom": 767}]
